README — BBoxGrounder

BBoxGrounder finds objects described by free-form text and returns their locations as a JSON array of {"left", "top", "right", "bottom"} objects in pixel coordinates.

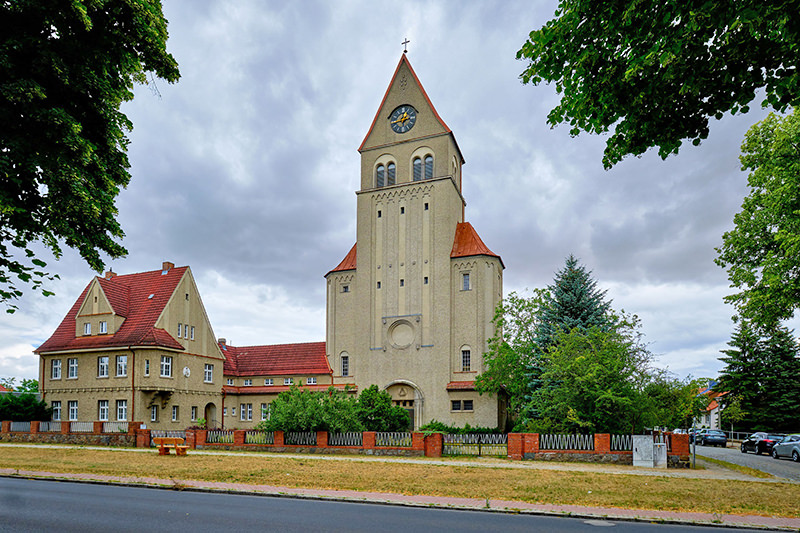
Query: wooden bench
[{"left": 153, "top": 436, "right": 189, "bottom": 456}]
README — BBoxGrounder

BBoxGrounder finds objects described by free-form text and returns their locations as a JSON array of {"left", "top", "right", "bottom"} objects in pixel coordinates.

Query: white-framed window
[
  {"left": 116, "top": 355, "right": 127, "bottom": 377},
  {"left": 191, "top": 406, "right": 197, "bottom": 421},
  {"left": 116, "top": 400, "right": 127, "bottom": 421},
  {"left": 68, "top": 400, "right": 78, "bottom": 421},
  {"left": 51, "top": 359, "right": 61, "bottom": 379},
  {"left": 461, "top": 349, "right": 471, "bottom": 372},
  {"left": 177, "top": 323, "right": 182, "bottom": 338},
  {"left": 231, "top": 406, "right": 236, "bottom": 417},
  {"left": 97, "top": 356, "right": 109, "bottom": 378},
  {"left": 307, "top": 377, "right": 317, "bottom": 385},
  {"left": 462, "top": 272, "right": 471, "bottom": 291},
  {"left": 144, "top": 359, "right": 150, "bottom": 376},
  {"left": 240, "top": 403, "right": 252, "bottom": 421},
  {"left": 99, "top": 321, "right": 107, "bottom": 334},
  {"left": 83, "top": 322, "right": 91, "bottom": 335},
  {"left": 243, "top": 379, "right": 252, "bottom": 386},
  {"left": 261, "top": 403, "right": 268, "bottom": 421},
  {"left": 204, "top": 364, "right": 213, "bottom": 383},
  {"left": 171, "top": 405, "right": 178, "bottom": 421},
  {"left": 264, "top": 378, "right": 273, "bottom": 386},
  {"left": 341, "top": 355, "right": 349, "bottom": 377},
  {"left": 223, "top": 407, "right": 227, "bottom": 416},
  {"left": 51, "top": 401, "right": 61, "bottom": 421},
  {"left": 190, "top": 326, "right": 195, "bottom": 340},
  {"left": 98, "top": 400, "right": 109, "bottom": 421},
  {"left": 160, "top": 355, "right": 172, "bottom": 377},
  {"left": 226, "top": 378, "right": 234, "bottom": 386},
  {"left": 150, "top": 405, "right": 158, "bottom": 422},
  {"left": 67, "top": 358, "right": 78, "bottom": 379},
  {"left": 283, "top": 378, "right": 293, "bottom": 386}
]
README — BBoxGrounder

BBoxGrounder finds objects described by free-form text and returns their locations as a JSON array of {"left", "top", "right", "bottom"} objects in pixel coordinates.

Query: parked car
[
  {"left": 741, "top": 432, "right": 785, "bottom": 455},
  {"left": 697, "top": 429, "right": 727, "bottom": 447},
  {"left": 771, "top": 434, "right": 800, "bottom": 462},
  {"left": 688, "top": 428, "right": 701, "bottom": 443}
]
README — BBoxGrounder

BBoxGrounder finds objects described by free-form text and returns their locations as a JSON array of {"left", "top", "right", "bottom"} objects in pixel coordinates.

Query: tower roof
[
  {"left": 451, "top": 222, "right": 504, "bottom": 268},
  {"left": 325, "top": 243, "right": 357, "bottom": 277}
]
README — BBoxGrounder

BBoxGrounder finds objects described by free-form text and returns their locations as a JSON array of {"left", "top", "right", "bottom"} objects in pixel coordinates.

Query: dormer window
[
  {"left": 83, "top": 323, "right": 91, "bottom": 335},
  {"left": 99, "top": 321, "right": 107, "bottom": 334}
]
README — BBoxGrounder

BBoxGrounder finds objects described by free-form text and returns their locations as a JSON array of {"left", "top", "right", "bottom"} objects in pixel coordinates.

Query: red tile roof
[
  {"left": 326, "top": 244, "right": 356, "bottom": 277},
  {"left": 451, "top": 222, "right": 504, "bottom": 267},
  {"left": 220, "top": 341, "right": 331, "bottom": 376},
  {"left": 446, "top": 381, "right": 476, "bottom": 391},
  {"left": 36, "top": 267, "right": 187, "bottom": 353},
  {"left": 0, "top": 384, "right": 11, "bottom": 392},
  {"left": 223, "top": 383, "right": 356, "bottom": 395}
]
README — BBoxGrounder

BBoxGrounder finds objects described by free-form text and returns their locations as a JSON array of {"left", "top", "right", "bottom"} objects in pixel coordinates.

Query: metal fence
[
  {"left": 205, "top": 429, "right": 233, "bottom": 444},
  {"left": 539, "top": 433, "right": 595, "bottom": 451},
  {"left": 285, "top": 431, "right": 317, "bottom": 446},
  {"left": 70, "top": 421, "right": 94, "bottom": 433},
  {"left": 10, "top": 421, "right": 30, "bottom": 432},
  {"left": 328, "top": 432, "right": 363, "bottom": 447},
  {"left": 151, "top": 429, "right": 187, "bottom": 446},
  {"left": 244, "top": 431, "right": 274, "bottom": 445},
  {"left": 611, "top": 434, "right": 633, "bottom": 452},
  {"left": 38, "top": 421, "right": 61, "bottom": 433},
  {"left": 102, "top": 422, "right": 128, "bottom": 433},
  {"left": 443, "top": 433, "right": 507, "bottom": 456},
  {"left": 375, "top": 432, "right": 412, "bottom": 447},
  {"left": 654, "top": 432, "right": 672, "bottom": 452}
]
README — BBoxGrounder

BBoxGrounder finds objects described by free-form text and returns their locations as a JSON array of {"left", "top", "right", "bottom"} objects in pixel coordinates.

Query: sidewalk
[{"left": 1, "top": 444, "right": 798, "bottom": 530}]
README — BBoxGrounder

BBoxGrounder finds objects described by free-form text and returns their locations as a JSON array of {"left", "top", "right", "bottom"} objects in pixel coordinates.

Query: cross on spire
[{"left": 402, "top": 38, "right": 410, "bottom": 53}]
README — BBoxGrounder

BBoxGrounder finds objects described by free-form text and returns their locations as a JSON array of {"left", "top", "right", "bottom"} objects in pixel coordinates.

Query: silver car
[{"left": 771, "top": 434, "right": 800, "bottom": 462}]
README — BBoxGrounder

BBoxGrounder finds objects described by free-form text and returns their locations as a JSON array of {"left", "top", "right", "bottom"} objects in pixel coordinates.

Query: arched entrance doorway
[
  {"left": 204, "top": 402, "right": 217, "bottom": 428},
  {"left": 384, "top": 381, "right": 423, "bottom": 430}
]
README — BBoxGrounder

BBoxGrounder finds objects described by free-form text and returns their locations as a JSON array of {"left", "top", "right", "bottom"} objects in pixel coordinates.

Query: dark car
[
  {"left": 698, "top": 429, "right": 727, "bottom": 447},
  {"left": 771, "top": 434, "right": 800, "bottom": 462},
  {"left": 741, "top": 432, "right": 785, "bottom": 455}
]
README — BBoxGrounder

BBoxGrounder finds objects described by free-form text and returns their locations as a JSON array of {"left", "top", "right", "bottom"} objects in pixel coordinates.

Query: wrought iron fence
[
  {"left": 285, "top": 431, "right": 317, "bottom": 446},
  {"left": 38, "top": 421, "right": 61, "bottom": 432},
  {"left": 150, "top": 429, "right": 187, "bottom": 446},
  {"left": 10, "top": 421, "right": 30, "bottom": 432},
  {"left": 375, "top": 432, "right": 412, "bottom": 447},
  {"left": 102, "top": 422, "right": 128, "bottom": 433},
  {"left": 244, "top": 431, "right": 274, "bottom": 445},
  {"left": 611, "top": 434, "right": 633, "bottom": 451},
  {"left": 328, "top": 432, "right": 363, "bottom": 447},
  {"left": 70, "top": 421, "right": 94, "bottom": 433},
  {"left": 443, "top": 433, "right": 507, "bottom": 456},
  {"left": 539, "top": 433, "right": 595, "bottom": 451},
  {"left": 205, "top": 429, "right": 233, "bottom": 444},
  {"left": 654, "top": 432, "right": 672, "bottom": 452}
]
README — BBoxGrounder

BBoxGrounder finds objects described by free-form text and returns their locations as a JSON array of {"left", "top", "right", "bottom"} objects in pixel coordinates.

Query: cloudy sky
[{"left": 1, "top": 0, "right": 792, "bottom": 384}]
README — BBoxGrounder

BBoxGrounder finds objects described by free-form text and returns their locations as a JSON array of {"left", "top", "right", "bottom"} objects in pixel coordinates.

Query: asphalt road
[
  {"left": 0, "top": 476, "right": 758, "bottom": 533},
  {"left": 694, "top": 443, "right": 800, "bottom": 481}
]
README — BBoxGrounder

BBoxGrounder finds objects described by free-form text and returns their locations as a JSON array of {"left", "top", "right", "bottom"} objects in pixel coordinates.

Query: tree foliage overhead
[
  {"left": 518, "top": 0, "right": 800, "bottom": 168},
  {"left": 0, "top": 0, "right": 180, "bottom": 310},
  {"left": 715, "top": 109, "right": 800, "bottom": 328}
]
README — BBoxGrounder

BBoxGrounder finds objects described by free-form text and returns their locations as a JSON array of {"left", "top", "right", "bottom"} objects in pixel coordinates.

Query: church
[{"left": 35, "top": 54, "right": 507, "bottom": 430}]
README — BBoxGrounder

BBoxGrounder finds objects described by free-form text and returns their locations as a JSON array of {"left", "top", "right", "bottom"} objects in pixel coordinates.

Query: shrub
[{"left": 0, "top": 393, "right": 51, "bottom": 421}]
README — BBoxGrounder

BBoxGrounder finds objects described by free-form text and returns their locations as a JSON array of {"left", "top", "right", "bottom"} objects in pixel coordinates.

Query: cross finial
[{"left": 402, "top": 38, "right": 410, "bottom": 53}]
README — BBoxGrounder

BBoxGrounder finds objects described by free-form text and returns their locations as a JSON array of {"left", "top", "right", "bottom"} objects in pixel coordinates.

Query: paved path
[{"left": 2, "top": 444, "right": 799, "bottom": 530}]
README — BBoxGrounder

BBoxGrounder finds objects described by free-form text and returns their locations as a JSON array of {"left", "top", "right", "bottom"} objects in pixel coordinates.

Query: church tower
[{"left": 325, "top": 54, "right": 506, "bottom": 429}]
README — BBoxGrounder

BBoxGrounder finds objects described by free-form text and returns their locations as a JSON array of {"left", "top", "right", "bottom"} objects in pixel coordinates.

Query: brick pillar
[
  {"left": 128, "top": 422, "right": 142, "bottom": 435},
  {"left": 1, "top": 421, "right": 10, "bottom": 433},
  {"left": 411, "top": 432, "right": 425, "bottom": 451},
  {"left": 274, "top": 430, "right": 284, "bottom": 447},
  {"left": 61, "top": 421, "right": 70, "bottom": 434},
  {"left": 317, "top": 431, "right": 328, "bottom": 448},
  {"left": 185, "top": 429, "right": 196, "bottom": 448},
  {"left": 30, "top": 421, "right": 40, "bottom": 434},
  {"left": 595, "top": 433, "right": 611, "bottom": 454},
  {"left": 195, "top": 429, "right": 207, "bottom": 447},
  {"left": 508, "top": 433, "right": 523, "bottom": 460},
  {"left": 233, "top": 430, "right": 245, "bottom": 446},
  {"left": 93, "top": 421, "right": 104, "bottom": 434},
  {"left": 362, "top": 431, "right": 376, "bottom": 450},
  {"left": 424, "top": 432, "right": 443, "bottom": 457},
  {"left": 135, "top": 428, "right": 151, "bottom": 448},
  {"left": 524, "top": 433, "right": 540, "bottom": 455},
  {"left": 671, "top": 433, "right": 689, "bottom": 456}
]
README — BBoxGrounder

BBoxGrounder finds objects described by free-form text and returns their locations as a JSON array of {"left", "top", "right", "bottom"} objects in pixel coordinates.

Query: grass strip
[
  {"left": 697, "top": 455, "right": 774, "bottom": 479},
  {"left": 1, "top": 446, "right": 798, "bottom": 518}
]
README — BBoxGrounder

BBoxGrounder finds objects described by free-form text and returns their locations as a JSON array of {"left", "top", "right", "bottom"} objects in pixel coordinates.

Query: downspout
[
  {"left": 130, "top": 349, "right": 135, "bottom": 424},
  {"left": 221, "top": 387, "right": 226, "bottom": 430}
]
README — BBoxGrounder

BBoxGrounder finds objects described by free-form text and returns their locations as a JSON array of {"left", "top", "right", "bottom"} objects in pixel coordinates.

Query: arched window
[
  {"left": 376, "top": 165, "right": 385, "bottom": 187},
  {"left": 387, "top": 162, "right": 396, "bottom": 185},
  {"left": 413, "top": 157, "right": 422, "bottom": 181},
  {"left": 424, "top": 155, "right": 433, "bottom": 179}
]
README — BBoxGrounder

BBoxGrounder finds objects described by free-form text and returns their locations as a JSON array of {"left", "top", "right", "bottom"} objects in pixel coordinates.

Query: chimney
[
  {"left": 104, "top": 270, "right": 116, "bottom": 280},
  {"left": 218, "top": 338, "right": 226, "bottom": 346},
  {"left": 162, "top": 261, "right": 174, "bottom": 272}
]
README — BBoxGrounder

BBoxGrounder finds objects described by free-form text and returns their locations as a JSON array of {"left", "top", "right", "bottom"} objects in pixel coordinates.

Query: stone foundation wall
[
  {"left": 523, "top": 451, "right": 633, "bottom": 464},
  {"left": 0, "top": 432, "right": 136, "bottom": 447}
]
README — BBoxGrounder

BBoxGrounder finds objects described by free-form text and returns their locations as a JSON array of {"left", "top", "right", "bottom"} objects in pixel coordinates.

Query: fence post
[
  {"left": 411, "top": 432, "right": 425, "bottom": 451},
  {"left": 185, "top": 429, "right": 196, "bottom": 448},
  {"left": 30, "top": 421, "right": 40, "bottom": 434},
  {"left": 362, "top": 431, "right": 376, "bottom": 451},
  {"left": 93, "top": 421, "right": 104, "bottom": 434},
  {"left": 60, "top": 421, "right": 70, "bottom": 434},
  {"left": 1, "top": 421, "right": 10, "bottom": 433},
  {"left": 128, "top": 422, "right": 141, "bottom": 435},
  {"left": 317, "top": 431, "right": 328, "bottom": 448},
  {"left": 135, "top": 428, "right": 151, "bottom": 448},
  {"left": 595, "top": 433, "right": 610, "bottom": 454},
  {"left": 508, "top": 433, "right": 523, "bottom": 460},
  {"left": 424, "top": 432, "right": 443, "bottom": 457},
  {"left": 524, "top": 433, "right": 540, "bottom": 455},
  {"left": 233, "top": 430, "right": 245, "bottom": 446},
  {"left": 274, "top": 430, "right": 284, "bottom": 447},
  {"left": 195, "top": 429, "right": 207, "bottom": 448}
]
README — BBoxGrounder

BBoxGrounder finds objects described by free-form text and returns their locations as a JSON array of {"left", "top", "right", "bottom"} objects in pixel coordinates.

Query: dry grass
[
  {"left": 698, "top": 456, "right": 774, "bottom": 479},
  {"left": 1, "top": 446, "right": 798, "bottom": 518}
]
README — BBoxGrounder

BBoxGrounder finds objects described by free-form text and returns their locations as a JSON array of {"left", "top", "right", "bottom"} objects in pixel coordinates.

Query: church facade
[{"left": 35, "top": 55, "right": 506, "bottom": 431}]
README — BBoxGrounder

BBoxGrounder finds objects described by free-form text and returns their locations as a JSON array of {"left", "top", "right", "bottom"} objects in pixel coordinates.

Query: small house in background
[{"left": 695, "top": 380, "right": 728, "bottom": 429}]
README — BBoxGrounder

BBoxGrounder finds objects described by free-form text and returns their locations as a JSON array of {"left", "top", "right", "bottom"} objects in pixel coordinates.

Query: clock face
[{"left": 389, "top": 105, "right": 417, "bottom": 134}]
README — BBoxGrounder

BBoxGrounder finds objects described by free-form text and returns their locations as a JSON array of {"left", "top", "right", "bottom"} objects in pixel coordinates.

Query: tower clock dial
[{"left": 389, "top": 105, "right": 417, "bottom": 134}]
